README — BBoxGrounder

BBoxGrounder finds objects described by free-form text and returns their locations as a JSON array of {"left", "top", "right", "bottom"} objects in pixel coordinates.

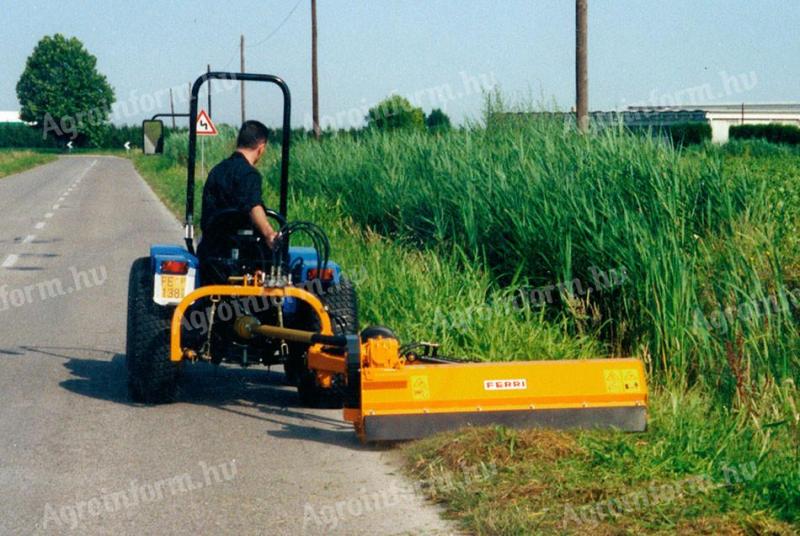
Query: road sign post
[{"left": 196, "top": 109, "right": 217, "bottom": 179}]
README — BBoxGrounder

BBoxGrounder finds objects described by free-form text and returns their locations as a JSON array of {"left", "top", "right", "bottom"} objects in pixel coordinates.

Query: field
[
  {"left": 0, "top": 149, "right": 55, "bottom": 179},
  {"left": 131, "top": 117, "right": 799, "bottom": 534}
]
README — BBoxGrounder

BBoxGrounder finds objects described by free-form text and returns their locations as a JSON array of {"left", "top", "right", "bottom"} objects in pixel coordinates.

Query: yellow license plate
[{"left": 161, "top": 275, "right": 186, "bottom": 300}]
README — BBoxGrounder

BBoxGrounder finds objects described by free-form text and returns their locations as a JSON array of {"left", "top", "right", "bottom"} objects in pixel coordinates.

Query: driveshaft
[{"left": 233, "top": 316, "right": 347, "bottom": 347}]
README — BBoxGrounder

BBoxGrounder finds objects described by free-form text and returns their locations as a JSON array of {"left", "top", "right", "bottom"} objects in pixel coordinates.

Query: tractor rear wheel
[
  {"left": 294, "top": 276, "right": 359, "bottom": 408},
  {"left": 126, "top": 257, "right": 179, "bottom": 403}
]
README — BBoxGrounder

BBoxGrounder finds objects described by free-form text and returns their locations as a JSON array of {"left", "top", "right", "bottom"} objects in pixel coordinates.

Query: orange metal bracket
[{"left": 169, "top": 284, "right": 332, "bottom": 361}]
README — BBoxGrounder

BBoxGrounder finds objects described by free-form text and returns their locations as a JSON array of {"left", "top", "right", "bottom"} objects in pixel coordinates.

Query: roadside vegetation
[
  {"left": 132, "top": 104, "right": 799, "bottom": 533},
  {"left": 0, "top": 149, "right": 55, "bottom": 179}
]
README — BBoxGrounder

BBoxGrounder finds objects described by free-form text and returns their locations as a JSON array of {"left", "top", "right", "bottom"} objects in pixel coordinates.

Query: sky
[{"left": 1, "top": 1, "right": 798, "bottom": 129}]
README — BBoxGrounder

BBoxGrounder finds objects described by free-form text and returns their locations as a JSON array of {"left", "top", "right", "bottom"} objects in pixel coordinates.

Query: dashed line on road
[
  {"left": 21, "top": 235, "right": 35, "bottom": 244},
  {"left": 45, "top": 212, "right": 54, "bottom": 219},
  {"left": 1, "top": 254, "right": 19, "bottom": 268},
  {"left": 34, "top": 222, "right": 46, "bottom": 230},
  {"left": 52, "top": 204, "right": 60, "bottom": 210},
  {"left": 76, "top": 160, "right": 97, "bottom": 181}
]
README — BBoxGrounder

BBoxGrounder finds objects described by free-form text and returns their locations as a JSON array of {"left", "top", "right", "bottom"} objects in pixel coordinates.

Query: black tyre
[
  {"left": 323, "top": 276, "right": 360, "bottom": 336},
  {"left": 295, "top": 276, "right": 359, "bottom": 408},
  {"left": 126, "top": 257, "right": 179, "bottom": 403}
]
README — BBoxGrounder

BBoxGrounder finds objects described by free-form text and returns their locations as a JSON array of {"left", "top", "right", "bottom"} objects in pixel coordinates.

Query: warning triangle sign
[{"left": 196, "top": 109, "right": 217, "bottom": 136}]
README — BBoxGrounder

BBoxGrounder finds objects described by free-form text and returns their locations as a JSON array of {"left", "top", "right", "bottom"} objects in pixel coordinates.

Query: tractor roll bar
[{"left": 185, "top": 72, "right": 291, "bottom": 254}]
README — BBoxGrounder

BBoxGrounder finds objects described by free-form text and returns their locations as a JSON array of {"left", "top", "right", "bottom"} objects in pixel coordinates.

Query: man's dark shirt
[{"left": 200, "top": 151, "right": 263, "bottom": 235}]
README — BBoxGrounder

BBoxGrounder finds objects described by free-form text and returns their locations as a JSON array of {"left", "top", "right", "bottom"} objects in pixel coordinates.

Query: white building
[
  {"left": 625, "top": 104, "right": 800, "bottom": 143},
  {"left": 0, "top": 111, "right": 23, "bottom": 123}
]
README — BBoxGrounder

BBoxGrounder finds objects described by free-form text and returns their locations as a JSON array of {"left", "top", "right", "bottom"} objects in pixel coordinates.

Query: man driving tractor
[{"left": 197, "top": 120, "right": 278, "bottom": 282}]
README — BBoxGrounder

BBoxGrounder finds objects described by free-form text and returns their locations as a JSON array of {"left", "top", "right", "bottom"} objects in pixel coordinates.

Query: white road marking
[
  {"left": 21, "top": 235, "right": 35, "bottom": 244},
  {"left": 1, "top": 254, "right": 19, "bottom": 268},
  {"left": 45, "top": 212, "right": 53, "bottom": 219},
  {"left": 34, "top": 221, "right": 45, "bottom": 230},
  {"left": 52, "top": 204, "right": 60, "bottom": 210},
  {"left": 75, "top": 160, "right": 97, "bottom": 181},
  {"left": 58, "top": 197, "right": 65, "bottom": 202}
]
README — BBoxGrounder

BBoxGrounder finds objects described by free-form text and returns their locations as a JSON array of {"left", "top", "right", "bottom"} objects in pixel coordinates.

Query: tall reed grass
[{"left": 166, "top": 114, "right": 800, "bottom": 399}]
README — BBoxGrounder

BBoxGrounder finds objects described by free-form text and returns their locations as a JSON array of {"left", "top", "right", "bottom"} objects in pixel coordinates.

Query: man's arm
[{"left": 249, "top": 204, "right": 278, "bottom": 248}]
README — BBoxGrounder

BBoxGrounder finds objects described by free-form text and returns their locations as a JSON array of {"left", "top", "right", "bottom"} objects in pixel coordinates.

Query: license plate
[{"left": 161, "top": 275, "right": 186, "bottom": 300}]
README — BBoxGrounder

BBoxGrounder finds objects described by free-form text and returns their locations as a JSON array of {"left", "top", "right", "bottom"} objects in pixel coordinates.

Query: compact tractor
[{"left": 126, "top": 72, "right": 648, "bottom": 441}]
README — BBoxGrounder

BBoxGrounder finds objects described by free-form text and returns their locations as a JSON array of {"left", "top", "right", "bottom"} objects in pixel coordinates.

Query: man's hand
[
  {"left": 249, "top": 205, "right": 278, "bottom": 249},
  {"left": 265, "top": 230, "right": 278, "bottom": 249}
]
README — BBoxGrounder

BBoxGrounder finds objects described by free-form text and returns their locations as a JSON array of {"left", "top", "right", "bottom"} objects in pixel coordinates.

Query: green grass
[
  {"left": 0, "top": 149, "right": 56, "bottom": 178},
  {"left": 404, "top": 388, "right": 798, "bottom": 535},
  {"left": 131, "top": 152, "right": 600, "bottom": 362},
  {"left": 130, "top": 119, "right": 799, "bottom": 533}
]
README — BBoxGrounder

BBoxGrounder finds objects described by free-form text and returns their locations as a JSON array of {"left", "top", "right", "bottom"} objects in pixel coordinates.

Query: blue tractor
[{"left": 125, "top": 72, "right": 358, "bottom": 408}]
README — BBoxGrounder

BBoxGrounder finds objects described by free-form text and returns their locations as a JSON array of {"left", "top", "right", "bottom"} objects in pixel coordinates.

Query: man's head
[{"left": 236, "top": 120, "right": 270, "bottom": 165}]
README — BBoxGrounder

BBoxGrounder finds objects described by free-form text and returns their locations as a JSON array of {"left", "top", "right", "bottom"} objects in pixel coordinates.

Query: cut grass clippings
[{"left": 404, "top": 389, "right": 798, "bottom": 535}]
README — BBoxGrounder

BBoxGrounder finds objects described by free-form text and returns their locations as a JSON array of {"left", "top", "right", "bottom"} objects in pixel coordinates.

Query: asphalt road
[{"left": 0, "top": 156, "right": 455, "bottom": 536}]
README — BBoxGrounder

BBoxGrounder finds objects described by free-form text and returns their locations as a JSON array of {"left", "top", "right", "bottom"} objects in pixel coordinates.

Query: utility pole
[
  {"left": 576, "top": 0, "right": 589, "bottom": 133},
  {"left": 240, "top": 34, "right": 246, "bottom": 123},
  {"left": 207, "top": 64, "right": 212, "bottom": 117},
  {"left": 311, "top": 0, "right": 320, "bottom": 139},
  {"left": 169, "top": 88, "right": 176, "bottom": 129}
]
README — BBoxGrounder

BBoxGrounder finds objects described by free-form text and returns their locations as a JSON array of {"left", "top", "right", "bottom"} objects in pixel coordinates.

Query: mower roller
[{"left": 125, "top": 72, "right": 648, "bottom": 442}]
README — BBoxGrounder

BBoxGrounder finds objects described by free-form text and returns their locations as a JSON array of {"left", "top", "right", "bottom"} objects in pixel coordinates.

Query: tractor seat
[{"left": 197, "top": 208, "right": 271, "bottom": 285}]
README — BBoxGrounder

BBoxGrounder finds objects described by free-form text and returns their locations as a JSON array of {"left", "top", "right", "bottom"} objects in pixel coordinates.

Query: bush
[
  {"left": 0, "top": 123, "right": 58, "bottom": 148},
  {"left": 425, "top": 108, "right": 452, "bottom": 132},
  {"left": 664, "top": 122, "right": 711, "bottom": 145},
  {"left": 629, "top": 122, "right": 711, "bottom": 146},
  {"left": 366, "top": 95, "right": 425, "bottom": 131},
  {"left": 730, "top": 123, "right": 800, "bottom": 145},
  {"left": 88, "top": 124, "right": 142, "bottom": 149}
]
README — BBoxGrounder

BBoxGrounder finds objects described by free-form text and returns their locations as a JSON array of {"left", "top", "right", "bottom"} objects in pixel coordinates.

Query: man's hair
[{"left": 237, "top": 120, "right": 270, "bottom": 149}]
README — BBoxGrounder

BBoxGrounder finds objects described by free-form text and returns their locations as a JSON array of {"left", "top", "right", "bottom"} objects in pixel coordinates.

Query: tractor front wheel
[{"left": 126, "top": 257, "right": 179, "bottom": 403}]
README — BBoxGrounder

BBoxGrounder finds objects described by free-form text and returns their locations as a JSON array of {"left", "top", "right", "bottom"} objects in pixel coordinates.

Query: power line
[
  {"left": 249, "top": 0, "right": 303, "bottom": 48},
  {"left": 216, "top": 0, "right": 304, "bottom": 71}
]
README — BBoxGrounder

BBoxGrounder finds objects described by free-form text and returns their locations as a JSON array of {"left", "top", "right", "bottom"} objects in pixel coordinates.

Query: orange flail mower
[{"left": 169, "top": 282, "right": 647, "bottom": 442}]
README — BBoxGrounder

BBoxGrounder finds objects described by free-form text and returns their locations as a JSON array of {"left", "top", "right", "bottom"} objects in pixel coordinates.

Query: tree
[
  {"left": 425, "top": 108, "right": 452, "bottom": 132},
  {"left": 16, "top": 34, "right": 114, "bottom": 146},
  {"left": 366, "top": 95, "right": 424, "bottom": 131}
]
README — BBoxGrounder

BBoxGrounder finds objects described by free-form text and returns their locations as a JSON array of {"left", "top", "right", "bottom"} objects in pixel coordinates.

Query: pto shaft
[{"left": 234, "top": 316, "right": 347, "bottom": 347}]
